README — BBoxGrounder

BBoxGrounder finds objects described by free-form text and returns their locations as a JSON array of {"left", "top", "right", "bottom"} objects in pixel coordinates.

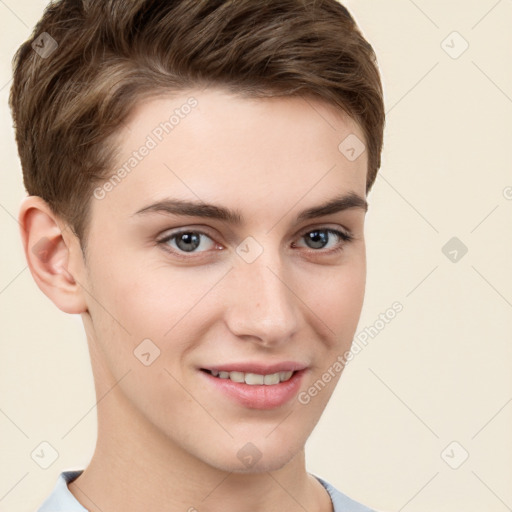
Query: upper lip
[{"left": 201, "top": 361, "right": 308, "bottom": 375}]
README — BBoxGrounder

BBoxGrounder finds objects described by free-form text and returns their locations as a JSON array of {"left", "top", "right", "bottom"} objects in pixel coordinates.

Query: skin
[{"left": 20, "top": 87, "right": 368, "bottom": 512}]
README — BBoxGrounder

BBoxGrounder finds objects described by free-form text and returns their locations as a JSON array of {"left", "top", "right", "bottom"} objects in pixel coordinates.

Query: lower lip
[{"left": 200, "top": 369, "right": 306, "bottom": 410}]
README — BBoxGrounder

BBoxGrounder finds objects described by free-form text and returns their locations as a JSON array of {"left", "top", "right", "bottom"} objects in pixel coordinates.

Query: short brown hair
[{"left": 9, "top": 0, "right": 385, "bottom": 242}]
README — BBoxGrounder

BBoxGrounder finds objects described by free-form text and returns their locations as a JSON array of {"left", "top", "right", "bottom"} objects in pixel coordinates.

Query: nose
[{"left": 223, "top": 252, "right": 300, "bottom": 348}]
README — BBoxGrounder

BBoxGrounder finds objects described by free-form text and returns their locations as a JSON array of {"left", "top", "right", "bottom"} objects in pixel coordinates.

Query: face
[{"left": 78, "top": 87, "right": 368, "bottom": 473}]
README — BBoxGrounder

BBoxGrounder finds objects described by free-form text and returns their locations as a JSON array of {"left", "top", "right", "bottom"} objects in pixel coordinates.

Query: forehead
[{"left": 92, "top": 87, "right": 368, "bottom": 223}]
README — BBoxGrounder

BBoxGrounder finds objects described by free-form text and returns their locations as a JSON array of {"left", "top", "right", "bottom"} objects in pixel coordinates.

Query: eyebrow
[{"left": 134, "top": 192, "right": 368, "bottom": 224}]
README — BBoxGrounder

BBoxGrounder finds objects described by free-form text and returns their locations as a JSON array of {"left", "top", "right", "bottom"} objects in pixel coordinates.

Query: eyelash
[{"left": 156, "top": 227, "right": 354, "bottom": 259}]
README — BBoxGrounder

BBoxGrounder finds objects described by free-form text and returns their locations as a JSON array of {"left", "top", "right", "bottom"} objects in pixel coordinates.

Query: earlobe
[{"left": 19, "top": 196, "right": 88, "bottom": 314}]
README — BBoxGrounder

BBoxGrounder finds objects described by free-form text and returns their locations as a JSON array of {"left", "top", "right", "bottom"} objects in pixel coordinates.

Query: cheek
[
  {"left": 302, "top": 257, "right": 366, "bottom": 340},
  {"left": 112, "top": 268, "right": 221, "bottom": 336},
  {"left": 86, "top": 257, "right": 222, "bottom": 367},
  {"left": 87, "top": 242, "right": 180, "bottom": 327}
]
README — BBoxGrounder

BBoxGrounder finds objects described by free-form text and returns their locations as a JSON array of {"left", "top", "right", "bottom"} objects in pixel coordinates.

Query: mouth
[{"left": 199, "top": 363, "right": 307, "bottom": 409}]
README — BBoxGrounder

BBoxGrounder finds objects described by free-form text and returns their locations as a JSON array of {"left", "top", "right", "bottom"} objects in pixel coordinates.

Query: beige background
[{"left": 1, "top": 1, "right": 511, "bottom": 511}]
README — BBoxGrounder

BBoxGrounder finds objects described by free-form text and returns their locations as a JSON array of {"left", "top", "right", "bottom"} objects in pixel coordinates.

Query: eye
[
  {"left": 156, "top": 226, "right": 354, "bottom": 259},
  {"left": 294, "top": 228, "right": 353, "bottom": 253},
  {"left": 158, "top": 230, "right": 217, "bottom": 254}
]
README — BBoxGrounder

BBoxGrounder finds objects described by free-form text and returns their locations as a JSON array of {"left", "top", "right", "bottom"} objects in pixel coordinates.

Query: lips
[{"left": 199, "top": 361, "right": 308, "bottom": 409}]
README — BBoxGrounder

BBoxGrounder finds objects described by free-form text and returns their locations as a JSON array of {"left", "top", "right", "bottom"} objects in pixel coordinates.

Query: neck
[{"left": 67, "top": 377, "right": 332, "bottom": 512}]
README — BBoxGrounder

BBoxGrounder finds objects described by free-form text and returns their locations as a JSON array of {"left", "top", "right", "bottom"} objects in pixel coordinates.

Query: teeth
[
  {"left": 245, "top": 373, "right": 264, "bottom": 385},
  {"left": 264, "top": 373, "right": 280, "bottom": 385},
  {"left": 280, "top": 371, "right": 293, "bottom": 382},
  {"left": 229, "top": 371, "right": 245, "bottom": 383},
  {"left": 209, "top": 370, "right": 294, "bottom": 385}
]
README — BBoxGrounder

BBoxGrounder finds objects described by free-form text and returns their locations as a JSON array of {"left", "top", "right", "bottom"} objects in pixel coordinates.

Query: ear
[{"left": 19, "top": 196, "right": 88, "bottom": 314}]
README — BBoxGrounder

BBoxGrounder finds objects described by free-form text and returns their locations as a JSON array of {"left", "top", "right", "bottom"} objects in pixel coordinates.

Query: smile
[{"left": 199, "top": 366, "right": 307, "bottom": 409}]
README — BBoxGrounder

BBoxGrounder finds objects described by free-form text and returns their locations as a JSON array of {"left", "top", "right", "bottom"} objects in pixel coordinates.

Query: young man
[{"left": 10, "top": 1, "right": 385, "bottom": 510}]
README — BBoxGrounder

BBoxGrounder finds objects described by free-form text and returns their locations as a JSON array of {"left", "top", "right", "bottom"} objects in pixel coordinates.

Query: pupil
[
  {"left": 307, "top": 230, "right": 327, "bottom": 249},
  {"left": 176, "top": 232, "right": 200, "bottom": 252}
]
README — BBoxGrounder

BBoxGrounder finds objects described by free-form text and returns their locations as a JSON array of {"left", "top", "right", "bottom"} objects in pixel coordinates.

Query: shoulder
[
  {"left": 314, "top": 474, "right": 378, "bottom": 512},
  {"left": 36, "top": 470, "right": 87, "bottom": 512}
]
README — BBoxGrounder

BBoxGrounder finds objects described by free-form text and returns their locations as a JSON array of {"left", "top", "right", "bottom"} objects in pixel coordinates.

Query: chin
[{"left": 204, "top": 438, "right": 303, "bottom": 475}]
